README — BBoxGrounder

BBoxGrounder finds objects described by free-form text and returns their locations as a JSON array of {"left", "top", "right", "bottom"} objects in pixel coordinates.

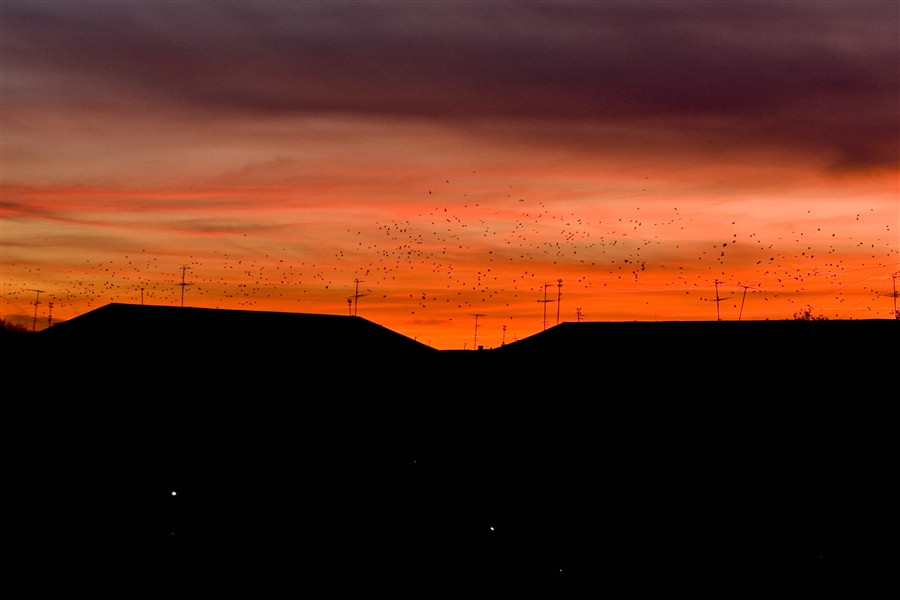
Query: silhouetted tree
[
  {"left": 0, "top": 318, "right": 30, "bottom": 333},
  {"left": 792, "top": 305, "right": 829, "bottom": 321}
]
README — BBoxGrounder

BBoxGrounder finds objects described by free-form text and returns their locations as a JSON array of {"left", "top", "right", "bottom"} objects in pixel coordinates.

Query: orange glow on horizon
[{"left": 3, "top": 162, "right": 896, "bottom": 348}]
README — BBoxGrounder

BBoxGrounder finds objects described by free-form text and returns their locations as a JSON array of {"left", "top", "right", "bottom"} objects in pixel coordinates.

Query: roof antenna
[
  {"left": 556, "top": 278, "right": 563, "bottom": 325},
  {"left": 177, "top": 265, "right": 192, "bottom": 307},
  {"left": 882, "top": 272, "right": 900, "bottom": 320},
  {"left": 537, "top": 282, "right": 556, "bottom": 330},
  {"left": 736, "top": 283, "right": 759, "bottom": 321},
  {"left": 28, "top": 289, "right": 44, "bottom": 331},
  {"left": 349, "top": 279, "right": 368, "bottom": 317},
  {"left": 702, "top": 279, "right": 732, "bottom": 321},
  {"left": 471, "top": 313, "right": 485, "bottom": 349}
]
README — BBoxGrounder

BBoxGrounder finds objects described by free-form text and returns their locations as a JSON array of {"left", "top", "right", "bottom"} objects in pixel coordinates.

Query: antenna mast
[
  {"left": 28, "top": 289, "right": 44, "bottom": 332},
  {"left": 702, "top": 279, "right": 732, "bottom": 321},
  {"left": 501, "top": 324, "right": 507, "bottom": 346},
  {"left": 894, "top": 272, "right": 899, "bottom": 320},
  {"left": 883, "top": 272, "right": 900, "bottom": 320},
  {"left": 349, "top": 279, "right": 368, "bottom": 317},
  {"left": 556, "top": 278, "right": 563, "bottom": 325},
  {"left": 177, "top": 265, "right": 192, "bottom": 307},
  {"left": 736, "top": 284, "right": 758, "bottom": 321},
  {"left": 537, "top": 282, "right": 556, "bottom": 331},
  {"left": 471, "top": 313, "right": 486, "bottom": 349}
]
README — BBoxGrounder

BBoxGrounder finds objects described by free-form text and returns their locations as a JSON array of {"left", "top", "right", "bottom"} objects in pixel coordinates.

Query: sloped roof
[{"left": 43, "top": 303, "right": 434, "bottom": 357}]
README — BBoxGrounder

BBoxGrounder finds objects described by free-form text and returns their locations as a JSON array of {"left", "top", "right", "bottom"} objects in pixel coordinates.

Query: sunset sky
[{"left": 2, "top": 1, "right": 897, "bottom": 348}]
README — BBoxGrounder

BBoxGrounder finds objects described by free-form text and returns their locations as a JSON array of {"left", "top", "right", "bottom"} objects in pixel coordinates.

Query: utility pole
[
  {"left": 576, "top": 307, "right": 583, "bottom": 323},
  {"left": 471, "top": 313, "right": 485, "bottom": 349},
  {"left": 28, "top": 289, "right": 44, "bottom": 332},
  {"left": 47, "top": 302, "right": 53, "bottom": 328},
  {"left": 537, "top": 282, "right": 556, "bottom": 331},
  {"left": 556, "top": 279, "right": 563, "bottom": 325},
  {"left": 177, "top": 265, "right": 192, "bottom": 307},
  {"left": 501, "top": 324, "right": 507, "bottom": 346},
  {"left": 348, "top": 298, "right": 353, "bottom": 316}
]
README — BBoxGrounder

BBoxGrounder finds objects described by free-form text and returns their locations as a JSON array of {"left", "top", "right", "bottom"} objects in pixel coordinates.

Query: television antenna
[
  {"left": 556, "top": 279, "right": 563, "bottom": 325},
  {"left": 736, "top": 283, "right": 760, "bottom": 321},
  {"left": 28, "top": 289, "right": 44, "bottom": 331},
  {"left": 880, "top": 272, "right": 900, "bottom": 320},
  {"left": 348, "top": 279, "right": 368, "bottom": 317},
  {"left": 471, "top": 313, "right": 486, "bottom": 349},
  {"left": 537, "top": 282, "right": 556, "bottom": 330},
  {"left": 177, "top": 265, "right": 192, "bottom": 307},
  {"left": 701, "top": 279, "right": 732, "bottom": 321}
]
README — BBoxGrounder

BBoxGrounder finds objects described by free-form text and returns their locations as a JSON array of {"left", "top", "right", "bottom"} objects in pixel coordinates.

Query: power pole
[
  {"left": 501, "top": 324, "right": 507, "bottom": 346},
  {"left": 47, "top": 302, "right": 54, "bottom": 328},
  {"left": 471, "top": 313, "right": 485, "bottom": 349},
  {"left": 177, "top": 265, "right": 192, "bottom": 307},
  {"left": 556, "top": 279, "right": 563, "bottom": 325},
  {"left": 347, "top": 298, "right": 353, "bottom": 316},
  {"left": 28, "top": 289, "right": 44, "bottom": 332},
  {"left": 576, "top": 307, "right": 583, "bottom": 322},
  {"left": 537, "top": 282, "right": 556, "bottom": 331}
]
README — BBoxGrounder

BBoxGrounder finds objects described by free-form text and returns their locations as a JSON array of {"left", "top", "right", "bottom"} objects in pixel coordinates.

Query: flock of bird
[{"left": 2, "top": 177, "right": 897, "bottom": 342}]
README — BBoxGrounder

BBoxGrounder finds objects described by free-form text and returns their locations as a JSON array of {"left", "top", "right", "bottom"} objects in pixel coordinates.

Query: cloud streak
[{"left": 4, "top": 2, "right": 897, "bottom": 170}]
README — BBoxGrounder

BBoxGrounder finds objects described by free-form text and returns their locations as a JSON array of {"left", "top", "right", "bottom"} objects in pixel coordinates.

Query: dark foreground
[{"left": 6, "top": 305, "right": 895, "bottom": 588}]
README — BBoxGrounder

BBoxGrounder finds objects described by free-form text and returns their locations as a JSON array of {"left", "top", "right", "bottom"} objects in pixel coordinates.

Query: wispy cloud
[{"left": 4, "top": 2, "right": 897, "bottom": 170}]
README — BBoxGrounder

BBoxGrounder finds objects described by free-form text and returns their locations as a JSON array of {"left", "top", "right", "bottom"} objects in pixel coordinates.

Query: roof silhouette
[{"left": 38, "top": 303, "right": 435, "bottom": 373}]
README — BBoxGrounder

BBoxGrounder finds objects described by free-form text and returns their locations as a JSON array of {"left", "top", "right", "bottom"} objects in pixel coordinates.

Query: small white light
[
  {"left": 171, "top": 491, "right": 177, "bottom": 496},
  {"left": 490, "top": 527, "right": 494, "bottom": 531}
]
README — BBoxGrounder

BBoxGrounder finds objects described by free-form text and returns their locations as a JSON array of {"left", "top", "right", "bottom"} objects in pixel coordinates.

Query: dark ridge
[
  {"left": 496, "top": 318, "right": 893, "bottom": 359},
  {"left": 41, "top": 302, "right": 435, "bottom": 356},
  {"left": 8, "top": 305, "right": 894, "bottom": 586}
]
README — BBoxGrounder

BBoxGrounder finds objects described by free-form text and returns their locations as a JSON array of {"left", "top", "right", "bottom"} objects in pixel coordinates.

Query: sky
[{"left": 1, "top": 1, "right": 897, "bottom": 348}]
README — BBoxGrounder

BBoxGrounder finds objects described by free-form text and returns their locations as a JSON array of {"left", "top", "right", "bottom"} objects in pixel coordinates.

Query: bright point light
[{"left": 172, "top": 491, "right": 177, "bottom": 496}]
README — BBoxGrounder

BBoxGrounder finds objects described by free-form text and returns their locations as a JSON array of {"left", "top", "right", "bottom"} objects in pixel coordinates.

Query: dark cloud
[{"left": 4, "top": 2, "right": 897, "bottom": 170}]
